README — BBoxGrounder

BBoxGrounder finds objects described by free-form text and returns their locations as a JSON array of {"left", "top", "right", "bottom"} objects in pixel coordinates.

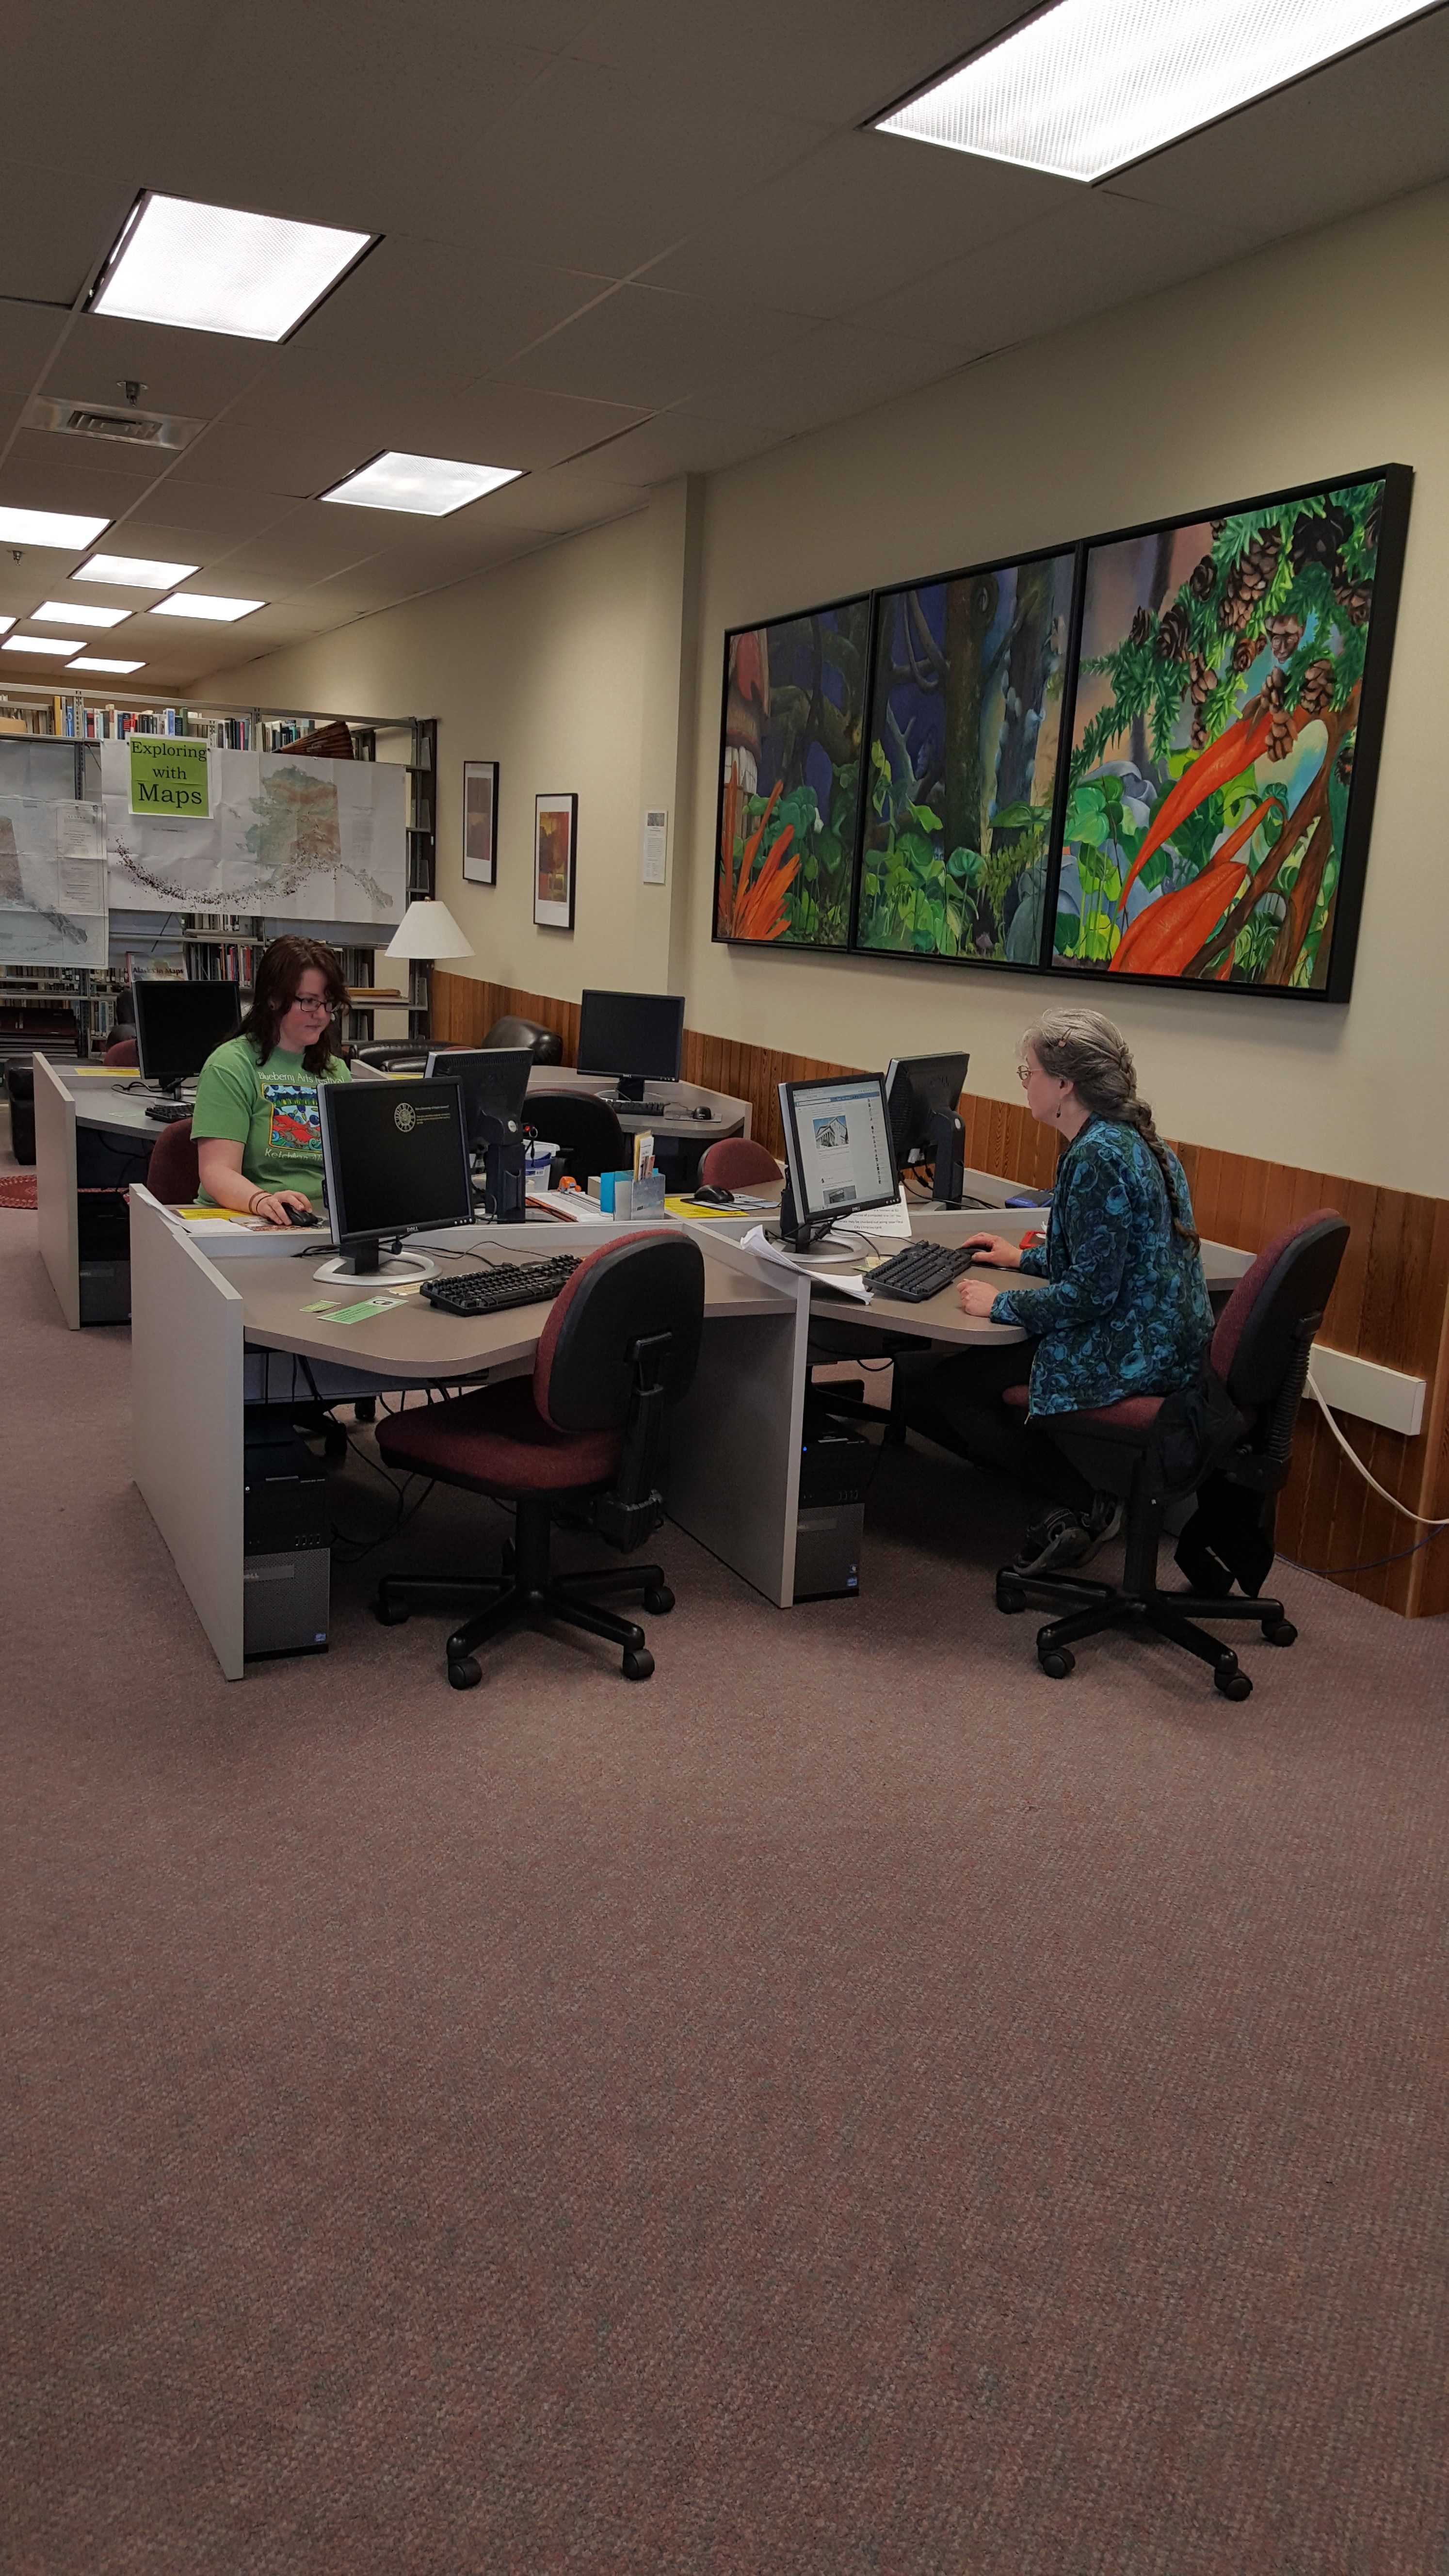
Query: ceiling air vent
[{"left": 23, "top": 394, "right": 204, "bottom": 452}]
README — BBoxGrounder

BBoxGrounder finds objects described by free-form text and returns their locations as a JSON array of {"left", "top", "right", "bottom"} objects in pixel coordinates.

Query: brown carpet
[{"left": 2, "top": 1208, "right": 1446, "bottom": 2576}]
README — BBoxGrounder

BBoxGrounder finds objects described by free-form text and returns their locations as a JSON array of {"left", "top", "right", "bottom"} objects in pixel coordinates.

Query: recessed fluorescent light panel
[
  {"left": 0, "top": 617, "right": 13, "bottom": 636},
  {"left": 877, "top": 0, "right": 1442, "bottom": 181},
  {"left": 0, "top": 505, "right": 110, "bottom": 549},
  {"left": 151, "top": 593, "right": 264, "bottom": 621},
  {"left": 2, "top": 634, "right": 82, "bottom": 656},
  {"left": 320, "top": 451, "right": 523, "bottom": 516},
  {"left": 90, "top": 192, "right": 374, "bottom": 342},
  {"left": 75, "top": 553, "right": 199, "bottom": 588},
  {"left": 36, "top": 599, "right": 129, "bottom": 628},
  {"left": 70, "top": 657, "right": 145, "bottom": 674}
]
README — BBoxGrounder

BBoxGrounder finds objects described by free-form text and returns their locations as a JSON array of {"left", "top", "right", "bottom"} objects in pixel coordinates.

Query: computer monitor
[
  {"left": 132, "top": 979, "right": 242, "bottom": 1096},
  {"left": 576, "top": 989, "right": 685, "bottom": 1103},
  {"left": 775, "top": 1071, "right": 900, "bottom": 1255},
  {"left": 885, "top": 1052, "right": 970, "bottom": 1207},
  {"left": 317, "top": 1077, "right": 473, "bottom": 1280},
  {"left": 426, "top": 1045, "right": 533, "bottom": 1222}
]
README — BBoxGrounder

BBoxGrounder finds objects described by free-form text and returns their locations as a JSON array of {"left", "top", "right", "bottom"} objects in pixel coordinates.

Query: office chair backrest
[
  {"left": 351, "top": 1041, "right": 431, "bottom": 1071},
  {"left": 105, "top": 1036, "right": 139, "bottom": 1067},
  {"left": 699, "top": 1136, "right": 780, "bottom": 1189},
  {"left": 145, "top": 1115, "right": 201, "bottom": 1204},
  {"left": 1211, "top": 1210, "right": 1349, "bottom": 1408},
  {"left": 535, "top": 1232, "right": 705, "bottom": 1431},
  {"left": 485, "top": 1014, "right": 563, "bottom": 1064},
  {"left": 529, "top": 1089, "right": 628, "bottom": 1183}
]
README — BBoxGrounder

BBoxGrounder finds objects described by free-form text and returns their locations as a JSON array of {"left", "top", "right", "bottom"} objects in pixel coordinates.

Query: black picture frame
[
  {"left": 533, "top": 791, "right": 577, "bottom": 932},
  {"left": 711, "top": 592, "right": 871, "bottom": 953},
  {"left": 462, "top": 759, "right": 498, "bottom": 886},
  {"left": 1045, "top": 463, "right": 1413, "bottom": 1003}
]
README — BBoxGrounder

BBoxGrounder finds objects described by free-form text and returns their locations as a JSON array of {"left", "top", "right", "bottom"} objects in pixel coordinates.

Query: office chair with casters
[
  {"left": 144, "top": 1115, "right": 201, "bottom": 1203},
  {"left": 484, "top": 1014, "right": 563, "bottom": 1064},
  {"left": 104, "top": 1035, "right": 139, "bottom": 1067},
  {"left": 373, "top": 1230, "right": 705, "bottom": 1687},
  {"left": 995, "top": 1208, "right": 1350, "bottom": 1697},
  {"left": 528, "top": 1090, "right": 628, "bottom": 1184},
  {"left": 698, "top": 1136, "right": 781, "bottom": 1190}
]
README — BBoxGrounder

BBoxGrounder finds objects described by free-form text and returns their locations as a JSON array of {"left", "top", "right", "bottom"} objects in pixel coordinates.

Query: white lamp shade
[{"left": 384, "top": 900, "right": 473, "bottom": 961}]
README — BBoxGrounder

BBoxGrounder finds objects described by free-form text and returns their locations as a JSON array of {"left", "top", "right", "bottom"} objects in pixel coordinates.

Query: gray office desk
[{"left": 34, "top": 1057, "right": 166, "bottom": 1328}]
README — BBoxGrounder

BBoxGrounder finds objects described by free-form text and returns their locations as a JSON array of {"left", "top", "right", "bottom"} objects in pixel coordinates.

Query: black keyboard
[
  {"left": 145, "top": 1100, "right": 193, "bottom": 1124},
  {"left": 421, "top": 1255, "right": 580, "bottom": 1317},
  {"left": 604, "top": 1097, "right": 671, "bottom": 1116},
  {"left": 868, "top": 1241, "right": 981, "bottom": 1304}
]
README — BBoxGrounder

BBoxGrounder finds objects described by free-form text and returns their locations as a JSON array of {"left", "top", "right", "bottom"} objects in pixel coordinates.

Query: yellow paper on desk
[{"left": 664, "top": 1194, "right": 734, "bottom": 1219}]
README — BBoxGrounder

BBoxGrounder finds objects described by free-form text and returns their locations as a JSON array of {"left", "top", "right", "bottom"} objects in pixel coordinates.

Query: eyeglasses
[
  {"left": 1017, "top": 1061, "right": 1034, "bottom": 1086},
  {"left": 290, "top": 994, "right": 333, "bottom": 1014}
]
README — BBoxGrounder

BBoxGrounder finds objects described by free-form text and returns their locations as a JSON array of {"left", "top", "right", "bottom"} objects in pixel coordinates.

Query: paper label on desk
[
  {"left": 740, "top": 1226, "right": 873, "bottom": 1302},
  {"left": 312, "top": 1295, "right": 406, "bottom": 1324}
]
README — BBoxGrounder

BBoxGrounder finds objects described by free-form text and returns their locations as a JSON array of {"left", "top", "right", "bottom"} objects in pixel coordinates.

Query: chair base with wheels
[
  {"left": 994, "top": 1209, "right": 1348, "bottom": 1699},
  {"left": 376, "top": 1493, "right": 671, "bottom": 1688}
]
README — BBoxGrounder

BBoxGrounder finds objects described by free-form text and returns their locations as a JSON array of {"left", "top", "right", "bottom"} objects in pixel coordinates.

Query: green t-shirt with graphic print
[{"left": 190, "top": 1035, "right": 351, "bottom": 1204}]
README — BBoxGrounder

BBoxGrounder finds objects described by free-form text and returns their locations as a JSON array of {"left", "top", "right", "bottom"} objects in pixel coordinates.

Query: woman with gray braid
[{"left": 916, "top": 1008, "right": 1212, "bottom": 1577}]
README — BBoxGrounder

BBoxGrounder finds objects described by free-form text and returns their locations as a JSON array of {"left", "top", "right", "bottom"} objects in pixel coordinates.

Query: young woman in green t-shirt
[{"left": 192, "top": 936, "right": 352, "bottom": 1224}]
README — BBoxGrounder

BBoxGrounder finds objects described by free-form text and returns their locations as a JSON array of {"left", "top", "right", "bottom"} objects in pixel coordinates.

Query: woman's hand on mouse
[
  {"left": 249, "top": 1187, "right": 313, "bottom": 1226},
  {"left": 964, "top": 1232, "right": 1023, "bottom": 1269}
]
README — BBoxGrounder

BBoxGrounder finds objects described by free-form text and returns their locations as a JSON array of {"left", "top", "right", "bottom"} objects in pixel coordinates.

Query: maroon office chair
[
  {"left": 374, "top": 1230, "right": 705, "bottom": 1688},
  {"left": 144, "top": 1115, "right": 202, "bottom": 1203},
  {"left": 997, "top": 1209, "right": 1350, "bottom": 1697},
  {"left": 698, "top": 1135, "right": 780, "bottom": 1191},
  {"left": 104, "top": 1036, "right": 139, "bottom": 1067}
]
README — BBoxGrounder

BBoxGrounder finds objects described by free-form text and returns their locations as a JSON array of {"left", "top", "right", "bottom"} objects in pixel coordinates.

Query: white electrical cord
[{"left": 1305, "top": 1365, "right": 1449, "bottom": 1529}]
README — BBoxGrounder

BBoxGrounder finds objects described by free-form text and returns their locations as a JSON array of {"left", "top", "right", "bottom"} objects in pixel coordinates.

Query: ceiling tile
[
  {"left": 121, "top": 483, "right": 299, "bottom": 539},
  {"left": 571, "top": 0, "right": 1018, "bottom": 127},
  {"left": 847, "top": 190, "right": 1264, "bottom": 362},
  {"left": 577, "top": 411, "right": 773, "bottom": 485},
  {"left": 5, "top": 424, "right": 162, "bottom": 486},
  {"left": 675, "top": 316, "right": 968, "bottom": 437},
  {"left": 645, "top": 128, "right": 1069, "bottom": 320},
  {"left": 0, "top": 298, "right": 74, "bottom": 400},
  {"left": 0, "top": 165, "right": 140, "bottom": 308},
  {"left": 495, "top": 284, "right": 813, "bottom": 410},
  {"left": 410, "top": 380, "right": 656, "bottom": 474},
  {"left": 44, "top": 314, "right": 277, "bottom": 421},
  {"left": 0, "top": 448, "right": 163, "bottom": 517}
]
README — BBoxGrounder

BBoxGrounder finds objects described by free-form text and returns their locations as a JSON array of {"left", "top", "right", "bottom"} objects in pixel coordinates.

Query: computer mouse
[
  {"left": 281, "top": 1205, "right": 322, "bottom": 1227},
  {"left": 692, "top": 1183, "right": 734, "bottom": 1207},
  {"left": 693, "top": 1105, "right": 713, "bottom": 1121}
]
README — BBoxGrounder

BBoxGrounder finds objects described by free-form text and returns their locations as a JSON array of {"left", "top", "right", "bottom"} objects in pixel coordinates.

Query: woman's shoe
[{"left": 1013, "top": 1509, "right": 1095, "bottom": 1577}]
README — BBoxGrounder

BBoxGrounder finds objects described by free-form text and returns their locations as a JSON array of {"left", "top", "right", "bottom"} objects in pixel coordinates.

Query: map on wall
[
  {"left": 0, "top": 796, "right": 108, "bottom": 968},
  {"left": 99, "top": 745, "right": 407, "bottom": 921}
]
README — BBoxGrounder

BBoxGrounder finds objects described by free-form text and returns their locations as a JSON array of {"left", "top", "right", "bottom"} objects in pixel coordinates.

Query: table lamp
[{"left": 384, "top": 899, "right": 473, "bottom": 961}]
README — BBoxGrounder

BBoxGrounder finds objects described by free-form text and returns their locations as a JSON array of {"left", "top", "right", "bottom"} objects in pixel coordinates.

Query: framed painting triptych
[{"left": 711, "top": 464, "right": 1412, "bottom": 1003}]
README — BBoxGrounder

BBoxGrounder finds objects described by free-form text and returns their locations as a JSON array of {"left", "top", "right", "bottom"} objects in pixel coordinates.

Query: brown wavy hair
[
  {"left": 1023, "top": 1006, "right": 1200, "bottom": 1250},
  {"left": 240, "top": 936, "right": 349, "bottom": 1072}
]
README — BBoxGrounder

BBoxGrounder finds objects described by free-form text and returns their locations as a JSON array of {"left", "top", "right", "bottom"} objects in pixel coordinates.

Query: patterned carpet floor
[{"left": 2, "top": 1204, "right": 1446, "bottom": 2576}]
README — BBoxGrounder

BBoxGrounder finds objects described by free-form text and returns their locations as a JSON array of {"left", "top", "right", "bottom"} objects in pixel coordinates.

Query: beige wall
[{"left": 207, "top": 178, "right": 1449, "bottom": 1197}]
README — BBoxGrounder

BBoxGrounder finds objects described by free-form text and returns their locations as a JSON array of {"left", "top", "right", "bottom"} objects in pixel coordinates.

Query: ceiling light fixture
[
  {"left": 90, "top": 191, "right": 375, "bottom": 342},
  {"left": 319, "top": 450, "right": 523, "bottom": 517},
  {"left": 75, "top": 552, "right": 200, "bottom": 588},
  {"left": 0, "top": 505, "right": 110, "bottom": 549},
  {"left": 36, "top": 599, "right": 130, "bottom": 628},
  {"left": 0, "top": 618, "right": 13, "bottom": 637},
  {"left": 2, "top": 634, "right": 83, "bottom": 657},
  {"left": 151, "top": 593, "right": 264, "bottom": 622},
  {"left": 69, "top": 657, "right": 146, "bottom": 674},
  {"left": 876, "top": 0, "right": 1442, "bottom": 181}
]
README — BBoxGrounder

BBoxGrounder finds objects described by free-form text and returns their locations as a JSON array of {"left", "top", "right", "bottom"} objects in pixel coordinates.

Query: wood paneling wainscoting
[{"left": 435, "top": 973, "right": 1449, "bottom": 1619}]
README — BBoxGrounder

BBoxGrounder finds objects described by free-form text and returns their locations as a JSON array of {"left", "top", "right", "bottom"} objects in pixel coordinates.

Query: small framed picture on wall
[
  {"left": 533, "top": 791, "right": 577, "bottom": 931},
  {"left": 462, "top": 760, "right": 498, "bottom": 885}
]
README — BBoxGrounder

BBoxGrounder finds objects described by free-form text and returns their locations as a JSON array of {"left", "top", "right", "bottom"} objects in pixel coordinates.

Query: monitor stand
[
  {"left": 313, "top": 1237, "right": 436, "bottom": 1285},
  {"left": 614, "top": 1074, "right": 646, "bottom": 1104},
  {"left": 928, "top": 1109, "right": 967, "bottom": 1206},
  {"left": 766, "top": 1177, "right": 859, "bottom": 1261}
]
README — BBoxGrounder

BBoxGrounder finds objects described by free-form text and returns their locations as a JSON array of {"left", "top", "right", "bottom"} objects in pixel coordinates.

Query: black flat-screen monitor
[
  {"left": 775, "top": 1071, "right": 900, "bottom": 1254},
  {"left": 133, "top": 979, "right": 242, "bottom": 1095},
  {"left": 885, "top": 1052, "right": 970, "bottom": 1207},
  {"left": 576, "top": 988, "right": 685, "bottom": 1101},
  {"left": 319, "top": 1078, "right": 472, "bottom": 1276},
  {"left": 426, "top": 1046, "right": 533, "bottom": 1152}
]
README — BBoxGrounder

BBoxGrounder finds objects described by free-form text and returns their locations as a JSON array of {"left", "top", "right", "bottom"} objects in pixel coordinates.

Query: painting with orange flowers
[
  {"left": 713, "top": 596, "right": 869, "bottom": 948},
  {"left": 1051, "top": 467, "right": 1411, "bottom": 1000}
]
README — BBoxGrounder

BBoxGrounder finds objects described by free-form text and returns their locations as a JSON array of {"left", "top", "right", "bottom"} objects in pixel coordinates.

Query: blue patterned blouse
[{"left": 989, "top": 1116, "right": 1212, "bottom": 1418}]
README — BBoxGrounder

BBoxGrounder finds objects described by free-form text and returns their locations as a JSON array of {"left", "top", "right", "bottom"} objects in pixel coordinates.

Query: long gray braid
[{"left": 1024, "top": 1007, "right": 1200, "bottom": 1250}]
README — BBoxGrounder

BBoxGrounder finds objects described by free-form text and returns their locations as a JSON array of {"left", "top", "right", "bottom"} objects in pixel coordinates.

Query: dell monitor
[
  {"left": 885, "top": 1052, "right": 970, "bottom": 1207},
  {"left": 775, "top": 1071, "right": 901, "bottom": 1256},
  {"left": 426, "top": 1045, "right": 533, "bottom": 1222},
  {"left": 132, "top": 979, "right": 242, "bottom": 1096},
  {"left": 317, "top": 1077, "right": 473, "bottom": 1280},
  {"left": 576, "top": 988, "right": 685, "bottom": 1104}
]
